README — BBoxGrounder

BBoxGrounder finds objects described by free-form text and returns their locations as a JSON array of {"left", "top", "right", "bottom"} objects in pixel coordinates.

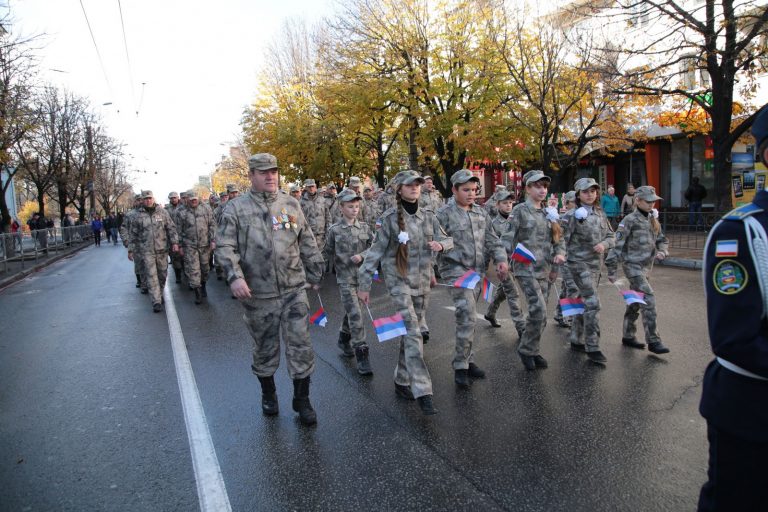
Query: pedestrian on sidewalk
[
  {"left": 605, "top": 186, "right": 670, "bottom": 354},
  {"left": 685, "top": 177, "right": 708, "bottom": 228},
  {"left": 358, "top": 170, "right": 453, "bottom": 415},
  {"left": 621, "top": 184, "right": 636, "bottom": 217},
  {"left": 91, "top": 215, "right": 103, "bottom": 246},
  {"left": 601, "top": 186, "right": 621, "bottom": 230}
]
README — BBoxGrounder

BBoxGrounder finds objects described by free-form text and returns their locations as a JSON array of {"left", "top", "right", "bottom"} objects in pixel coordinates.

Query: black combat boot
[
  {"left": 174, "top": 268, "right": 182, "bottom": 283},
  {"left": 337, "top": 332, "right": 354, "bottom": 357},
  {"left": 194, "top": 287, "right": 202, "bottom": 305},
  {"left": 622, "top": 337, "right": 646, "bottom": 349},
  {"left": 292, "top": 377, "right": 317, "bottom": 426},
  {"left": 454, "top": 369, "right": 471, "bottom": 388},
  {"left": 484, "top": 313, "right": 502, "bottom": 328},
  {"left": 135, "top": 274, "right": 142, "bottom": 288},
  {"left": 467, "top": 362, "right": 486, "bottom": 378},
  {"left": 417, "top": 395, "right": 437, "bottom": 415},
  {"left": 200, "top": 282, "right": 207, "bottom": 297},
  {"left": 354, "top": 345, "right": 373, "bottom": 376},
  {"left": 257, "top": 376, "right": 279, "bottom": 416}
]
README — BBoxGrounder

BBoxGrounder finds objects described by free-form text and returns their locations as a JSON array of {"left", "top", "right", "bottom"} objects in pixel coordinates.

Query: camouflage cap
[
  {"left": 423, "top": 175, "right": 434, "bottom": 182},
  {"left": 187, "top": 191, "right": 199, "bottom": 201},
  {"left": 573, "top": 177, "right": 599, "bottom": 191},
  {"left": 303, "top": 179, "right": 316, "bottom": 187},
  {"left": 348, "top": 176, "right": 362, "bottom": 186},
  {"left": 337, "top": 189, "right": 362, "bottom": 203},
  {"left": 450, "top": 169, "right": 480, "bottom": 186},
  {"left": 327, "top": 184, "right": 337, "bottom": 190},
  {"left": 134, "top": 193, "right": 142, "bottom": 200},
  {"left": 564, "top": 190, "right": 577, "bottom": 203},
  {"left": 289, "top": 185, "right": 300, "bottom": 193},
  {"left": 141, "top": 190, "right": 154, "bottom": 199},
  {"left": 209, "top": 195, "right": 219, "bottom": 203},
  {"left": 168, "top": 191, "right": 180, "bottom": 199},
  {"left": 219, "top": 191, "right": 228, "bottom": 198},
  {"left": 180, "top": 191, "right": 189, "bottom": 198},
  {"left": 363, "top": 185, "right": 373, "bottom": 192},
  {"left": 248, "top": 153, "right": 278, "bottom": 171},
  {"left": 496, "top": 190, "right": 514, "bottom": 202},
  {"left": 523, "top": 170, "right": 551, "bottom": 186},
  {"left": 495, "top": 184, "right": 507, "bottom": 192},
  {"left": 393, "top": 170, "right": 425, "bottom": 186},
  {"left": 635, "top": 185, "right": 662, "bottom": 202},
  {"left": 226, "top": 183, "right": 239, "bottom": 193}
]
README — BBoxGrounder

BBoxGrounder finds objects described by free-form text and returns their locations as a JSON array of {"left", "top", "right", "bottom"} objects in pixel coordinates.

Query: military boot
[
  {"left": 417, "top": 395, "right": 437, "bottom": 415},
  {"left": 257, "top": 376, "right": 279, "bottom": 416},
  {"left": 135, "top": 274, "right": 142, "bottom": 288},
  {"left": 200, "top": 282, "right": 207, "bottom": 297},
  {"left": 354, "top": 345, "right": 373, "bottom": 376},
  {"left": 454, "top": 369, "right": 471, "bottom": 388},
  {"left": 292, "top": 377, "right": 317, "bottom": 426},
  {"left": 337, "top": 332, "right": 354, "bottom": 357},
  {"left": 174, "top": 268, "right": 182, "bottom": 284},
  {"left": 194, "top": 287, "right": 202, "bottom": 305}
]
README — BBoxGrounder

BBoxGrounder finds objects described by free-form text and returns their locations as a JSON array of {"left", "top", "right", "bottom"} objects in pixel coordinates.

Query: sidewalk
[{"left": 0, "top": 241, "right": 93, "bottom": 290}]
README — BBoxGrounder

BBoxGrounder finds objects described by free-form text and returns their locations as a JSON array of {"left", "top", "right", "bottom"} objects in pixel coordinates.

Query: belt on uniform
[{"left": 716, "top": 357, "right": 768, "bottom": 381}]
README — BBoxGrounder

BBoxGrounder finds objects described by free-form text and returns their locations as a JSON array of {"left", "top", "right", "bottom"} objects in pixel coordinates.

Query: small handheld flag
[
  {"left": 482, "top": 278, "right": 495, "bottom": 302},
  {"left": 454, "top": 269, "right": 481, "bottom": 289},
  {"left": 310, "top": 308, "right": 328, "bottom": 327},
  {"left": 511, "top": 243, "right": 536, "bottom": 264},
  {"left": 373, "top": 269, "right": 381, "bottom": 282},
  {"left": 559, "top": 297, "right": 585, "bottom": 317},
  {"left": 372, "top": 313, "right": 408, "bottom": 342},
  {"left": 621, "top": 289, "right": 647, "bottom": 305}
]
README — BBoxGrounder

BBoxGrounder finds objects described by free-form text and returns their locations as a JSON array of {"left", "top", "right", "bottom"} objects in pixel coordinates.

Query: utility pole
[{"left": 86, "top": 124, "right": 95, "bottom": 215}]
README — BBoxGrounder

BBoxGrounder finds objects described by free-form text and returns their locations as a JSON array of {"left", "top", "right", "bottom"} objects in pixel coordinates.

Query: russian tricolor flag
[
  {"left": 511, "top": 243, "right": 536, "bottom": 264},
  {"left": 373, "top": 269, "right": 381, "bottom": 282},
  {"left": 373, "top": 313, "right": 408, "bottom": 342},
  {"left": 559, "top": 297, "right": 585, "bottom": 317},
  {"left": 482, "top": 278, "right": 494, "bottom": 302},
  {"left": 310, "top": 308, "right": 328, "bottom": 327},
  {"left": 454, "top": 269, "right": 481, "bottom": 289},
  {"left": 621, "top": 290, "right": 647, "bottom": 305}
]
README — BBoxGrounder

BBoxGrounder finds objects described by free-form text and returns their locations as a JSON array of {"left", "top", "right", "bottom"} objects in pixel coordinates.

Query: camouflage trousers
[
  {"left": 133, "top": 254, "right": 146, "bottom": 288},
  {"left": 170, "top": 249, "right": 184, "bottom": 271},
  {"left": 515, "top": 274, "right": 548, "bottom": 356},
  {"left": 448, "top": 286, "right": 481, "bottom": 369},
  {"left": 624, "top": 272, "right": 661, "bottom": 344},
  {"left": 391, "top": 293, "right": 433, "bottom": 398},
  {"left": 243, "top": 288, "right": 315, "bottom": 380},
  {"left": 567, "top": 264, "right": 602, "bottom": 352},
  {"left": 339, "top": 283, "right": 367, "bottom": 348},
  {"left": 419, "top": 292, "right": 430, "bottom": 335},
  {"left": 486, "top": 274, "right": 525, "bottom": 333},
  {"left": 141, "top": 252, "right": 169, "bottom": 305},
  {"left": 182, "top": 246, "right": 211, "bottom": 288}
]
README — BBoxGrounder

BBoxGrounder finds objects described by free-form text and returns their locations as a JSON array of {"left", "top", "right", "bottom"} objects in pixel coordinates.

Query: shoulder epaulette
[
  {"left": 724, "top": 202, "right": 764, "bottom": 221},
  {"left": 381, "top": 207, "right": 397, "bottom": 218}
]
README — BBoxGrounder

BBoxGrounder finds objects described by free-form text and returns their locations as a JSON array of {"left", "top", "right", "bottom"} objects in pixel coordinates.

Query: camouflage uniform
[
  {"left": 362, "top": 196, "right": 379, "bottom": 233},
  {"left": 166, "top": 195, "right": 184, "bottom": 282},
  {"left": 323, "top": 212, "right": 373, "bottom": 350},
  {"left": 358, "top": 194, "right": 453, "bottom": 399},
  {"left": 376, "top": 187, "right": 396, "bottom": 215},
  {"left": 215, "top": 189, "right": 324, "bottom": 380},
  {"left": 120, "top": 199, "right": 146, "bottom": 289},
  {"left": 501, "top": 198, "right": 565, "bottom": 358},
  {"left": 129, "top": 202, "right": 179, "bottom": 307},
  {"left": 300, "top": 190, "right": 331, "bottom": 255},
  {"left": 485, "top": 211, "right": 526, "bottom": 334},
  {"left": 177, "top": 200, "right": 216, "bottom": 288},
  {"left": 605, "top": 205, "right": 669, "bottom": 345},
  {"left": 436, "top": 183, "right": 506, "bottom": 371},
  {"left": 563, "top": 194, "right": 616, "bottom": 353}
]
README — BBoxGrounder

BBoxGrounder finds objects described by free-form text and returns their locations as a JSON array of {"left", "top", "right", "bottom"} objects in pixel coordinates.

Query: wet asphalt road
[{"left": 0, "top": 245, "right": 710, "bottom": 511}]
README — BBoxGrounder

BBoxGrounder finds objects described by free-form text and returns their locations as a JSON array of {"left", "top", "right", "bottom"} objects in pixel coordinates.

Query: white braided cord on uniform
[{"left": 744, "top": 216, "right": 768, "bottom": 320}]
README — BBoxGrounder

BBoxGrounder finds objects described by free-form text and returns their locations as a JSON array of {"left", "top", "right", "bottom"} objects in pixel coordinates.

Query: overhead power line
[
  {"left": 116, "top": 0, "right": 138, "bottom": 116},
  {"left": 79, "top": 0, "right": 114, "bottom": 99}
]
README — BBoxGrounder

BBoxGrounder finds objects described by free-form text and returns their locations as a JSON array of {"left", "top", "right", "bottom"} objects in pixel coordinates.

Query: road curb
[
  {"left": 659, "top": 257, "right": 702, "bottom": 270},
  {"left": 0, "top": 243, "right": 91, "bottom": 290}
]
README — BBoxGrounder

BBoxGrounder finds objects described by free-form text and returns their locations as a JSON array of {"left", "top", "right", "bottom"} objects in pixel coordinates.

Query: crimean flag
[
  {"left": 309, "top": 307, "right": 328, "bottom": 327},
  {"left": 373, "top": 313, "right": 407, "bottom": 342},
  {"left": 482, "top": 278, "right": 494, "bottom": 302},
  {"left": 621, "top": 290, "right": 647, "bottom": 305},
  {"left": 454, "top": 269, "right": 481, "bottom": 289},
  {"left": 511, "top": 243, "right": 536, "bottom": 264},
  {"left": 559, "top": 297, "right": 585, "bottom": 317}
]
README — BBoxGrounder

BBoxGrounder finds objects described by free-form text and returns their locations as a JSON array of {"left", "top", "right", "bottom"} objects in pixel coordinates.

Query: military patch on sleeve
[
  {"left": 714, "top": 240, "right": 738, "bottom": 257},
  {"left": 712, "top": 259, "right": 748, "bottom": 295},
  {"left": 616, "top": 231, "right": 624, "bottom": 241}
]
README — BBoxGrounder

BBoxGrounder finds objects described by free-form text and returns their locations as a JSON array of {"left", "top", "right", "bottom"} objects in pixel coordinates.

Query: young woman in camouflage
[
  {"left": 605, "top": 186, "right": 670, "bottom": 354},
  {"left": 552, "top": 191, "right": 577, "bottom": 328},
  {"left": 501, "top": 171, "right": 566, "bottom": 371},
  {"left": 358, "top": 170, "right": 453, "bottom": 415},
  {"left": 563, "top": 178, "right": 616, "bottom": 363}
]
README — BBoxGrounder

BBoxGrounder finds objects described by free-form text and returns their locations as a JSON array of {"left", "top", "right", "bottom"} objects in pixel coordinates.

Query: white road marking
[
  {"left": 443, "top": 305, "right": 488, "bottom": 321},
  {"left": 163, "top": 285, "right": 232, "bottom": 512}
]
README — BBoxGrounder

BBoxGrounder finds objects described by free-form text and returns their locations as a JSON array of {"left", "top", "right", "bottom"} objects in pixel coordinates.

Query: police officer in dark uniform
[{"left": 698, "top": 106, "right": 768, "bottom": 511}]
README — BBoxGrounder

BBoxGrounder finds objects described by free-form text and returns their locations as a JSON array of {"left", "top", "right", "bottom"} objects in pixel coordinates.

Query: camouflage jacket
[
  {"left": 605, "top": 210, "right": 668, "bottom": 277},
  {"left": 501, "top": 199, "right": 565, "bottom": 278},
  {"left": 362, "top": 198, "right": 379, "bottom": 232},
  {"left": 213, "top": 201, "right": 228, "bottom": 225},
  {"left": 436, "top": 202, "right": 506, "bottom": 281},
  {"left": 563, "top": 204, "right": 615, "bottom": 270},
  {"left": 376, "top": 189, "right": 396, "bottom": 214},
  {"left": 323, "top": 219, "right": 373, "bottom": 285},
  {"left": 300, "top": 192, "right": 331, "bottom": 237},
  {"left": 358, "top": 205, "right": 453, "bottom": 295},
  {"left": 128, "top": 206, "right": 179, "bottom": 255},
  {"left": 119, "top": 207, "right": 141, "bottom": 247},
  {"left": 418, "top": 189, "right": 443, "bottom": 212},
  {"left": 215, "top": 190, "right": 324, "bottom": 299},
  {"left": 177, "top": 204, "right": 215, "bottom": 248}
]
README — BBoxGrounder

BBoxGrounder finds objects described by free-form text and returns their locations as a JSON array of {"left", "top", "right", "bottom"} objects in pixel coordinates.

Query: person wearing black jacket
[{"left": 685, "top": 176, "right": 708, "bottom": 227}]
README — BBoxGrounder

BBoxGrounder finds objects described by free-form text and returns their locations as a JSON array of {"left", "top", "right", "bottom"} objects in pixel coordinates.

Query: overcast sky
[{"left": 8, "top": 0, "right": 333, "bottom": 200}]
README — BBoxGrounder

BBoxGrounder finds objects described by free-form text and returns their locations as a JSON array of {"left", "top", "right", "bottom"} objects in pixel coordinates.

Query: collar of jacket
[
  {"left": 524, "top": 198, "right": 544, "bottom": 211},
  {"left": 249, "top": 190, "right": 278, "bottom": 205}
]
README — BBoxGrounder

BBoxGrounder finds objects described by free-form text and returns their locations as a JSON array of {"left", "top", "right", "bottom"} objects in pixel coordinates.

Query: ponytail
[
  {"left": 551, "top": 221, "right": 562, "bottom": 243},
  {"left": 650, "top": 215, "right": 661, "bottom": 235},
  {"left": 395, "top": 191, "right": 409, "bottom": 277}
]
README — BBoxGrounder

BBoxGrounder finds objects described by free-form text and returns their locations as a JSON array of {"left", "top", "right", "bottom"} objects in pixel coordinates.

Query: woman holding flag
[
  {"left": 501, "top": 170, "right": 566, "bottom": 371},
  {"left": 435, "top": 169, "right": 509, "bottom": 389},
  {"left": 605, "top": 186, "right": 670, "bottom": 354},
  {"left": 563, "top": 177, "right": 615, "bottom": 363},
  {"left": 357, "top": 170, "right": 453, "bottom": 415}
]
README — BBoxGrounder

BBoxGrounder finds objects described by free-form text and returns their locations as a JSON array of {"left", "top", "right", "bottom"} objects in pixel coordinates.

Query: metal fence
[
  {"left": 659, "top": 210, "right": 725, "bottom": 250},
  {"left": 0, "top": 226, "right": 94, "bottom": 274}
]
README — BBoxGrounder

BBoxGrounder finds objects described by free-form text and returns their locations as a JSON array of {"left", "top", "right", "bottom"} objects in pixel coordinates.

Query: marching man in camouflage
[
  {"left": 215, "top": 153, "right": 325, "bottom": 426},
  {"left": 177, "top": 191, "right": 216, "bottom": 305},
  {"left": 362, "top": 186, "right": 379, "bottom": 232},
  {"left": 419, "top": 175, "right": 443, "bottom": 211},
  {"left": 128, "top": 190, "right": 179, "bottom": 312},
  {"left": 300, "top": 178, "right": 331, "bottom": 255},
  {"left": 330, "top": 176, "right": 368, "bottom": 224},
  {"left": 120, "top": 193, "right": 146, "bottom": 290},
  {"left": 166, "top": 191, "right": 184, "bottom": 284},
  {"left": 605, "top": 185, "right": 670, "bottom": 354},
  {"left": 484, "top": 184, "right": 508, "bottom": 218},
  {"left": 436, "top": 169, "right": 509, "bottom": 388},
  {"left": 323, "top": 189, "right": 374, "bottom": 375},
  {"left": 483, "top": 189, "right": 526, "bottom": 337}
]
